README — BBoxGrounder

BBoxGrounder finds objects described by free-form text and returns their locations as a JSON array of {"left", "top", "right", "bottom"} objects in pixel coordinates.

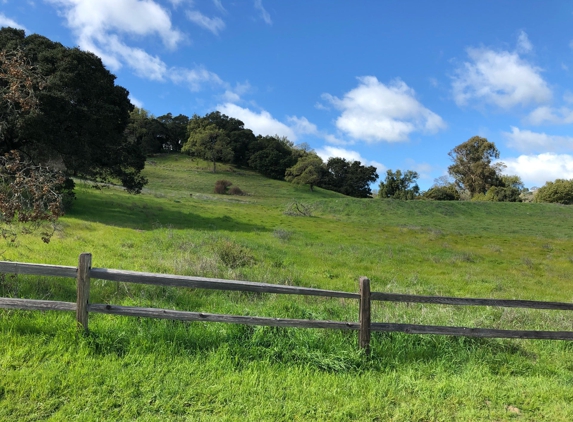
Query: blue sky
[{"left": 2, "top": 0, "right": 573, "bottom": 189}]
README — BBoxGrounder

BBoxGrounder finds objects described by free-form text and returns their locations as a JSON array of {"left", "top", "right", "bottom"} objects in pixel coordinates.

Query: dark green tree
[
  {"left": 248, "top": 135, "right": 297, "bottom": 179},
  {"left": 0, "top": 28, "right": 146, "bottom": 193},
  {"left": 196, "top": 111, "right": 256, "bottom": 167},
  {"left": 448, "top": 136, "right": 504, "bottom": 197},
  {"left": 156, "top": 112, "right": 189, "bottom": 152},
  {"left": 378, "top": 169, "right": 420, "bottom": 200},
  {"left": 125, "top": 107, "right": 171, "bottom": 155},
  {"left": 484, "top": 175, "right": 524, "bottom": 202},
  {"left": 320, "top": 157, "right": 378, "bottom": 198}
]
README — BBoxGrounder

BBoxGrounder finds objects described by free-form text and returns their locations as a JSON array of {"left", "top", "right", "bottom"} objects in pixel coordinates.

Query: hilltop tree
[
  {"left": 156, "top": 112, "right": 189, "bottom": 152},
  {"left": 285, "top": 154, "right": 324, "bottom": 191},
  {"left": 320, "top": 157, "right": 378, "bottom": 198},
  {"left": 183, "top": 121, "right": 232, "bottom": 173},
  {"left": 534, "top": 179, "right": 573, "bottom": 205},
  {"left": 248, "top": 135, "right": 297, "bottom": 179},
  {"left": 0, "top": 27, "right": 146, "bottom": 193},
  {"left": 378, "top": 169, "right": 420, "bottom": 200},
  {"left": 448, "top": 136, "right": 504, "bottom": 197}
]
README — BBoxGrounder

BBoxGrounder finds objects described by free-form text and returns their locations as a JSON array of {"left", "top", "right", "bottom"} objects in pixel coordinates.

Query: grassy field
[{"left": 2, "top": 153, "right": 573, "bottom": 420}]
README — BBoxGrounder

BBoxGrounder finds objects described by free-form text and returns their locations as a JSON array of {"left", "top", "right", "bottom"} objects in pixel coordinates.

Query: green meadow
[{"left": 2, "top": 153, "right": 573, "bottom": 421}]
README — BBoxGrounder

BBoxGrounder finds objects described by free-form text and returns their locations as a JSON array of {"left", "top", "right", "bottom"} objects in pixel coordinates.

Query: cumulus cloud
[
  {"left": 404, "top": 158, "right": 434, "bottom": 180},
  {"left": 0, "top": 13, "right": 27, "bottom": 31},
  {"left": 286, "top": 116, "right": 318, "bottom": 136},
  {"left": 503, "top": 127, "right": 573, "bottom": 153},
  {"left": 170, "top": 67, "right": 224, "bottom": 91},
  {"left": 186, "top": 10, "right": 225, "bottom": 35},
  {"left": 46, "top": 0, "right": 227, "bottom": 91},
  {"left": 323, "top": 76, "right": 445, "bottom": 143},
  {"left": 503, "top": 153, "right": 573, "bottom": 186},
  {"left": 315, "top": 146, "right": 386, "bottom": 174},
  {"left": 527, "top": 106, "right": 573, "bottom": 125},
  {"left": 222, "top": 81, "right": 251, "bottom": 102},
  {"left": 128, "top": 95, "right": 144, "bottom": 108},
  {"left": 452, "top": 34, "right": 551, "bottom": 109},
  {"left": 217, "top": 103, "right": 297, "bottom": 140},
  {"left": 516, "top": 30, "right": 533, "bottom": 53},
  {"left": 47, "top": 0, "right": 181, "bottom": 76},
  {"left": 254, "top": 0, "right": 272, "bottom": 25}
]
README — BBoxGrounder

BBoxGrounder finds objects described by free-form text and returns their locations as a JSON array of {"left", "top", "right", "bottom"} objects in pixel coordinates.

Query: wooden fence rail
[{"left": 2, "top": 253, "right": 573, "bottom": 352}]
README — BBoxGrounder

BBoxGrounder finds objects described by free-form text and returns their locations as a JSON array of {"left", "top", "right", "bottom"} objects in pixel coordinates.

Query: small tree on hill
[
  {"left": 378, "top": 169, "right": 420, "bottom": 200},
  {"left": 183, "top": 123, "right": 232, "bottom": 173},
  {"left": 448, "top": 136, "right": 504, "bottom": 197},
  {"left": 285, "top": 154, "right": 324, "bottom": 191}
]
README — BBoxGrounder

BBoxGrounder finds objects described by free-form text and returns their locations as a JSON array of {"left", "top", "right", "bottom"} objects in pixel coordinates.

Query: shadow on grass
[{"left": 66, "top": 189, "right": 268, "bottom": 233}]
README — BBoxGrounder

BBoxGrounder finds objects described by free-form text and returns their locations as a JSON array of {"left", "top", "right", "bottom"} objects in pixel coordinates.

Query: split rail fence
[{"left": 2, "top": 252, "right": 573, "bottom": 352}]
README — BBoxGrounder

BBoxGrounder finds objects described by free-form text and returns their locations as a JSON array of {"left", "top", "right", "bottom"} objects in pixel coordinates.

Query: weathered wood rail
[{"left": 2, "top": 253, "right": 573, "bottom": 352}]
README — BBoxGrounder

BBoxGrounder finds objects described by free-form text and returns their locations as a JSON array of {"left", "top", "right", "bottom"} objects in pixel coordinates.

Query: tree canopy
[
  {"left": 534, "top": 179, "right": 573, "bottom": 205},
  {"left": 448, "top": 136, "right": 503, "bottom": 198},
  {"left": 378, "top": 169, "right": 420, "bottom": 200},
  {"left": 285, "top": 154, "right": 324, "bottom": 191},
  {"left": 0, "top": 28, "right": 146, "bottom": 192},
  {"left": 183, "top": 119, "right": 232, "bottom": 173},
  {"left": 320, "top": 157, "right": 378, "bottom": 198}
]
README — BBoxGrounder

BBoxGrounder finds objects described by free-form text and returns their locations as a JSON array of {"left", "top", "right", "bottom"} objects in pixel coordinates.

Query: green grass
[{"left": 2, "top": 153, "right": 573, "bottom": 420}]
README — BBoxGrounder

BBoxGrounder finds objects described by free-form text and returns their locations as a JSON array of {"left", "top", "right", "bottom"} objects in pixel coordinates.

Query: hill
[{"left": 2, "top": 154, "right": 573, "bottom": 420}]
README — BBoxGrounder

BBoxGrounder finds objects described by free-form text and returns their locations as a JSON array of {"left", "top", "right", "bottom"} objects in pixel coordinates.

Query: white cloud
[
  {"left": 169, "top": 67, "right": 224, "bottom": 91},
  {"left": 516, "top": 30, "right": 533, "bottom": 53},
  {"left": 526, "top": 106, "right": 573, "bottom": 125},
  {"left": 186, "top": 10, "right": 225, "bottom": 35},
  {"left": 452, "top": 35, "right": 551, "bottom": 109},
  {"left": 49, "top": 0, "right": 183, "bottom": 49},
  {"left": 217, "top": 103, "right": 296, "bottom": 140},
  {"left": 316, "top": 146, "right": 386, "bottom": 174},
  {"left": 254, "top": 0, "right": 272, "bottom": 25},
  {"left": 404, "top": 158, "right": 434, "bottom": 180},
  {"left": 502, "top": 153, "right": 573, "bottom": 186},
  {"left": 46, "top": 0, "right": 227, "bottom": 91},
  {"left": 212, "top": 0, "right": 226, "bottom": 13},
  {"left": 323, "top": 76, "right": 446, "bottom": 143},
  {"left": 564, "top": 91, "right": 573, "bottom": 104},
  {"left": 222, "top": 81, "right": 251, "bottom": 102},
  {"left": 128, "top": 95, "right": 143, "bottom": 108},
  {"left": 287, "top": 116, "right": 318, "bottom": 135},
  {"left": 323, "top": 133, "right": 350, "bottom": 146},
  {"left": 0, "top": 13, "right": 27, "bottom": 31},
  {"left": 503, "top": 127, "right": 573, "bottom": 153}
]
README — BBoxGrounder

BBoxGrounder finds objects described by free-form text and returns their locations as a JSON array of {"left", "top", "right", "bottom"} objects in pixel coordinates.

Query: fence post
[
  {"left": 76, "top": 252, "right": 92, "bottom": 333},
  {"left": 359, "top": 276, "right": 371, "bottom": 354}
]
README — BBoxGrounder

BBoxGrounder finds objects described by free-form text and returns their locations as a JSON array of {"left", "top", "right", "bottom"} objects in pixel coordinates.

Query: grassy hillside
[{"left": 2, "top": 153, "right": 573, "bottom": 420}]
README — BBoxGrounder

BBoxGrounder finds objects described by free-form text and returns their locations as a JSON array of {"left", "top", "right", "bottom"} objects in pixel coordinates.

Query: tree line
[{"left": 1, "top": 27, "right": 571, "bottom": 245}]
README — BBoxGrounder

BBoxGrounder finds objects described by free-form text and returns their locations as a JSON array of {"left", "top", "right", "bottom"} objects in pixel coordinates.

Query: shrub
[
  {"left": 534, "top": 179, "right": 573, "bottom": 205},
  {"left": 423, "top": 185, "right": 459, "bottom": 201},
  {"left": 273, "top": 228, "right": 292, "bottom": 241},
  {"left": 228, "top": 186, "right": 245, "bottom": 196},
  {"left": 214, "top": 180, "right": 233, "bottom": 194},
  {"left": 213, "top": 239, "right": 255, "bottom": 268}
]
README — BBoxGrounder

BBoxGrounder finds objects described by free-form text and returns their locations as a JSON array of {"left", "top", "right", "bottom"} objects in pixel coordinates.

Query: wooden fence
[{"left": 2, "top": 252, "right": 573, "bottom": 352}]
